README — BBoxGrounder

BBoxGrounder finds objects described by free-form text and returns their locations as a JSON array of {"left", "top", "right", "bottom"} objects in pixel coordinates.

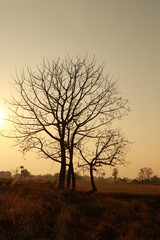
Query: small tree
[
  {"left": 21, "top": 169, "right": 30, "bottom": 178},
  {"left": 112, "top": 168, "right": 119, "bottom": 182},
  {"left": 20, "top": 165, "right": 24, "bottom": 171},
  {"left": 137, "top": 167, "right": 153, "bottom": 183},
  {"left": 19, "top": 166, "right": 30, "bottom": 178},
  {"left": 78, "top": 130, "right": 129, "bottom": 192}
]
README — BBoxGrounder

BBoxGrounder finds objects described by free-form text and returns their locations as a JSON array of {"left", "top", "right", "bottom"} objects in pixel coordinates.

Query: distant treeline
[{"left": 0, "top": 170, "right": 160, "bottom": 185}]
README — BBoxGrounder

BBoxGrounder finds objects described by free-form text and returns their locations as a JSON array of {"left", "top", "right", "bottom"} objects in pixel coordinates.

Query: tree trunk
[
  {"left": 58, "top": 140, "right": 66, "bottom": 189},
  {"left": 67, "top": 157, "right": 76, "bottom": 191},
  {"left": 58, "top": 161, "right": 66, "bottom": 189},
  {"left": 90, "top": 165, "right": 97, "bottom": 192},
  {"left": 67, "top": 164, "right": 71, "bottom": 189},
  {"left": 67, "top": 142, "right": 76, "bottom": 191},
  {"left": 71, "top": 162, "right": 76, "bottom": 191}
]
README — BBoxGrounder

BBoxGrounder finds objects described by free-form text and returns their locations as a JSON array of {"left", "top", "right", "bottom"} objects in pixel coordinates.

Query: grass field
[
  {"left": 0, "top": 178, "right": 160, "bottom": 240},
  {"left": 77, "top": 180, "right": 160, "bottom": 196}
]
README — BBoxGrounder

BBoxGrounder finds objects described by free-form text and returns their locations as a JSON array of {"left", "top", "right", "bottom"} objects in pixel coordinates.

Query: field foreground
[{"left": 0, "top": 179, "right": 160, "bottom": 240}]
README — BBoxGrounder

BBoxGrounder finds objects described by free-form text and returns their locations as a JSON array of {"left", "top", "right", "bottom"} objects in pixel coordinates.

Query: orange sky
[{"left": 0, "top": 0, "right": 160, "bottom": 178}]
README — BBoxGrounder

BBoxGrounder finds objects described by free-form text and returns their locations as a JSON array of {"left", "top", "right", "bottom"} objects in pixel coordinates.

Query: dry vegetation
[{"left": 0, "top": 178, "right": 160, "bottom": 240}]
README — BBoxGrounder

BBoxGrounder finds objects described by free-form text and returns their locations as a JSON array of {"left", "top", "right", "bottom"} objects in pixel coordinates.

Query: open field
[
  {"left": 77, "top": 180, "right": 160, "bottom": 196},
  {"left": 0, "top": 178, "right": 160, "bottom": 240}
]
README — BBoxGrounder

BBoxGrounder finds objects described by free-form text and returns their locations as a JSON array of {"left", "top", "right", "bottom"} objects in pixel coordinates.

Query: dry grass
[
  {"left": 0, "top": 178, "right": 159, "bottom": 240},
  {"left": 77, "top": 180, "right": 160, "bottom": 196}
]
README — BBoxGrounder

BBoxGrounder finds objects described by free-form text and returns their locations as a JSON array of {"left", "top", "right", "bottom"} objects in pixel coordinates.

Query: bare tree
[
  {"left": 78, "top": 130, "right": 129, "bottom": 192},
  {"left": 137, "top": 167, "right": 153, "bottom": 183},
  {"left": 2, "top": 56, "right": 129, "bottom": 190}
]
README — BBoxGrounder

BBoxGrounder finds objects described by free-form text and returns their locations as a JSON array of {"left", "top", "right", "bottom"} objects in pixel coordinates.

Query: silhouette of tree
[
  {"left": 2, "top": 56, "right": 130, "bottom": 190},
  {"left": 137, "top": 167, "right": 153, "bottom": 183},
  {"left": 20, "top": 165, "right": 24, "bottom": 170},
  {"left": 78, "top": 130, "right": 129, "bottom": 191},
  {"left": 112, "top": 167, "right": 119, "bottom": 182},
  {"left": 20, "top": 168, "right": 30, "bottom": 178}
]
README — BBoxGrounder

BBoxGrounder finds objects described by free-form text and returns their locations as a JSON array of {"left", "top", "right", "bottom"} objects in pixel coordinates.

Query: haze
[{"left": 0, "top": 0, "right": 160, "bottom": 179}]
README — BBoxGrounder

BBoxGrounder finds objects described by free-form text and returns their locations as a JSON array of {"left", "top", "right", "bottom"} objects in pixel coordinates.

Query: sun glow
[{"left": 0, "top": 109, "right": 7, "bottom": 127}]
